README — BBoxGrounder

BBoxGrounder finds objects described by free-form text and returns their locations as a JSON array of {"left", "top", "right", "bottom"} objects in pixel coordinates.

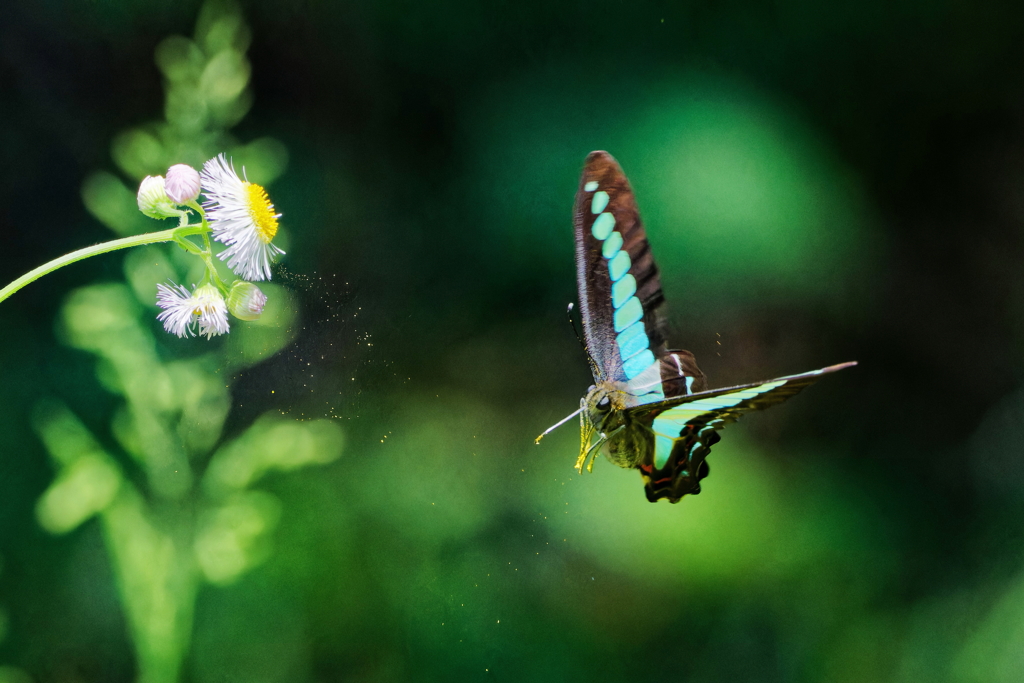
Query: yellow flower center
[{"left": 244, "top": 181, "right": 279, "bottom": 243}]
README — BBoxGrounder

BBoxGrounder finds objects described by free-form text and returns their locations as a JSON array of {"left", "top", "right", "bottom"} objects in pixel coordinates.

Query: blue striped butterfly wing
[
  {"left": 575, "top": 151, "right": 677, "bottom": 405},
  {"left": 630, "top": 362, "right": 857, "bottom": 502}
]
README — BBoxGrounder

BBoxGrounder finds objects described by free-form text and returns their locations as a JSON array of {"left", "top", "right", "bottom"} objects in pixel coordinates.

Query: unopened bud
[
  {"left": 137, "top": 176, "right": 181, "bottom": 219},
  {"left": 226, "top": 281, "right": 267, "bottom": 321},
  {"left": 165, "top": 164, "right": 202, "bottom": 204}
]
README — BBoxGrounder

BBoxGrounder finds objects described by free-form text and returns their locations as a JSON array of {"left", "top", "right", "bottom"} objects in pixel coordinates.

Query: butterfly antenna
[
  {"left": 535, "top": 306, "right": 601, "bottom": 445},
  {"left": 566, "top": 303, "right": 603, "bottom": 381}
]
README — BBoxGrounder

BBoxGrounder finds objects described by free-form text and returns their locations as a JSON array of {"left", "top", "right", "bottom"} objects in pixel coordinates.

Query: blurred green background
[{"left": 3, "top": 0, "right": 1024, "bottom": 681}]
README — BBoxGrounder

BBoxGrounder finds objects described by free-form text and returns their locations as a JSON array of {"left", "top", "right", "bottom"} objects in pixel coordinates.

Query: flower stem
[{"left": 0, "top": 225, "right": 208, "bottom": 305}]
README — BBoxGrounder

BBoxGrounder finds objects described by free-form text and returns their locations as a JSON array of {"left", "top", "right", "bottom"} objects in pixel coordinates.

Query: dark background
[{"left": 2, "top": 1, "right": 1024, "bottom": 681}]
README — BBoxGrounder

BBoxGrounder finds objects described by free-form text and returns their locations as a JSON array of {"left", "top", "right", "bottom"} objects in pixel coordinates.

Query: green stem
[
  {"left": 0, "top": 225, "right": 208, "bottom": 305},
  {"left": 196, "top": 219, "right": 228, "bottom": 293}
]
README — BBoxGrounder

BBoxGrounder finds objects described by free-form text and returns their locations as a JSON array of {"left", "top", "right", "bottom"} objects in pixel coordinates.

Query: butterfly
[{"left": 536, "top": 151, "right": 856, "bottom": 503}]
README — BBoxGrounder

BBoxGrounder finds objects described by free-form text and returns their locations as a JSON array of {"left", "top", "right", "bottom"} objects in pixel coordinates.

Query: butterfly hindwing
[
  {"left": 659, "top": 349, "right": 708, "bottom": 397},
  {"left": 575, "top": 151, "right": 669, "bottom": 405},
  {"left": 631, "top": 362, "right": 856, "bottom": 502}
]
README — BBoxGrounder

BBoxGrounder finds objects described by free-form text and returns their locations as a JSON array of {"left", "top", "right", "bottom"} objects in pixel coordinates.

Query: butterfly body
[
  {"left": 548, "top": 150, "right": 856, "bottom": 503},
  {"left": 578, "top": 375, "right": 715, "bottom": 501},
  {"left": 579, "top": 380, "right": 641, "bottom": 468}
]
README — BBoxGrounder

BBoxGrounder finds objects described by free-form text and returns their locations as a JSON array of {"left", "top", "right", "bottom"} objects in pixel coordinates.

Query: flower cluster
[{"left": 138, "top": 155, "right": 284, "bottom": 339}]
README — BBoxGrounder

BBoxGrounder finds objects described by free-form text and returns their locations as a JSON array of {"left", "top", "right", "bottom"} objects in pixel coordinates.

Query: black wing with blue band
[
  {"left": 635, "top": 362, "right": 856, "bottom": 502},
  {"left": 574, "top": 151, "right": 669, "bottom": 406}
]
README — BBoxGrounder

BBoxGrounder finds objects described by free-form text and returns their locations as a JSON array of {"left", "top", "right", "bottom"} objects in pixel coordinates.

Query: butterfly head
[
  {"left": 583, "top": 381, "right": 628, "bottom": 425},
  {"left": 574, "top": 381, "right": 630, "bottom": 473}
]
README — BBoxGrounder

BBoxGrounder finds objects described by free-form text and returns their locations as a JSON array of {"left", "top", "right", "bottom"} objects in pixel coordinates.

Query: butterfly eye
[{"left": 597, "top": 396, "right": 611, "bottom": 410}]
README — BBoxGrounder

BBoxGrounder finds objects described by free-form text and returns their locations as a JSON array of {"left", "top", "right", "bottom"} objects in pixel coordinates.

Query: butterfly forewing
[{"left": 575, "top": 151, "right": 669, "bottom": 405}]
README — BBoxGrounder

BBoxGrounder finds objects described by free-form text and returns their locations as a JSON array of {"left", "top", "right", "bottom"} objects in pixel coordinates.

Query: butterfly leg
[
  {"left": 576, "top": 425, "right": 625, "bottom": 474},
  {"left": 575, "top": 400, "right": 595, "bottom": 473},
  {"left": 575, "top": 433, "right": 604, "bottom": 473}
]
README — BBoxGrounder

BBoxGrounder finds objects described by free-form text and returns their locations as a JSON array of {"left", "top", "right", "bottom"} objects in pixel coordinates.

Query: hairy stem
[{"left": 0, "top": 225, "right": 208, "bottom": 305}]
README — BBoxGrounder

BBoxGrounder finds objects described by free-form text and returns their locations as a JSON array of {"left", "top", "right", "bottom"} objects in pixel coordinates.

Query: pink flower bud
[{"left": 165, "top": 164, "right": 202, "bottom": 205}]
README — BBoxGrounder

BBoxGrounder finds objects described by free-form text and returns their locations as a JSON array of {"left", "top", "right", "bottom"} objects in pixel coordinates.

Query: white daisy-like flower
[
  {"left": 201, "top": 154, "right": 284, "bottom": 281},
  {"left": 156, "top": 282, "right": 230, "bottom": 339}
]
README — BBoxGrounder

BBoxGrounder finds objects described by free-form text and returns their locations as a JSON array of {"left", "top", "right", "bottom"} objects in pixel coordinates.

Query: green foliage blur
[{"left": 2, "top": 1, "right": 1024, "bottom": 682}]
